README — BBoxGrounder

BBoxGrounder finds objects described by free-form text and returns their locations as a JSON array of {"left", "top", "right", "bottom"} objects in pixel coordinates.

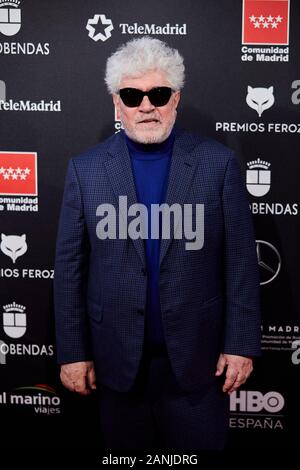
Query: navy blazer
[{"left": 54, "top": 128, "right": 261, "bottom": 392}]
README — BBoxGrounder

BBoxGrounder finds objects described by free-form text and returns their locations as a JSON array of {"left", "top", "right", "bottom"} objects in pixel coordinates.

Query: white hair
[{"left": 105, "top": 36, "right": 185, "bottom": 94}]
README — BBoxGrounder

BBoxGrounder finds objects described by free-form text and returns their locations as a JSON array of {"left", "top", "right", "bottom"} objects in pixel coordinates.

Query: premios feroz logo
[
  {"left": 246, "top": 86, "right": 274, "bottom": 117},
  {"left": 0, "top": 233, "right": 54, "bottom": 280},
  {"left": 241, "top": 0, "right": 290, "bottom": 62},
  {"left": 216, "top": 84, "right": 300, "bottom": 136}
]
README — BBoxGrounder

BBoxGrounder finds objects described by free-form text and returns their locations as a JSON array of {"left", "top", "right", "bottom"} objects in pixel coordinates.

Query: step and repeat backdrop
[{"left": 0, "top": 0, "right": 299, "bottom": 449}]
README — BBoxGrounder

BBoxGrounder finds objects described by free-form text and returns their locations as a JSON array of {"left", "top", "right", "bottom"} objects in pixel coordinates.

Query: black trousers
[{"left": 97, "top": 346, "right": 229, "bottom": 451}]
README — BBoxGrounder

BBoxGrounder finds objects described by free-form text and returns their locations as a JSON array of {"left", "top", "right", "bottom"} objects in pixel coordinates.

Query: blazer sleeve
[
  {"left": 221, "top": 154, "right": 261, "bottom": 356},
  {"left": 53, "top": 158, "right": 92, "bottom": 364}
]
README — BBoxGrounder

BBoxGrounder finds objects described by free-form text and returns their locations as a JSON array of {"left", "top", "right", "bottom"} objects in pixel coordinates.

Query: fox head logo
[
  {"left": 246, "top": 86, "right": 275, "bottom": 117},
  {"left": 0, "top": 233, "right": 27, "bottom": 263}
]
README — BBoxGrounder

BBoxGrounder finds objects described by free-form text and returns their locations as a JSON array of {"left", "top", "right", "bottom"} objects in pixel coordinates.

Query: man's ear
[
  {"left": 112, "top": 93, "right": 119, "bottom": 107},
  {"left": 113, "top": 93, "right": 122, "bottom": 122},
  {"left": 174, "top": 90, "right": 181, "bottom": 109}
]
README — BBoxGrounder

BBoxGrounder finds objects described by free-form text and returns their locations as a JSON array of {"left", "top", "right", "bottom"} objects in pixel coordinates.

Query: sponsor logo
[
  {"left": 0, "top": 152, "right": 38, "bottom": 212},
  {"left": 241, "top": 0, "right": 290, "bottom": 62},
  {"left": 119, "top": 22, "right": 187, "bottom": 36},
  {"left": 247, "top": 158, "right": 271, "bottom": 197},
  {"left": 0, "top": 267, "right": 54, "bottom": 279},
  {"left": 256, "top": 240, "right": 281, "bottom": 285},
  {"left": 0, "top": 341, "right": 54, "bottom": 364},
  {"left": 261, "top": 324, "right": 300, "bottom": 352},
  {"left": 0, "top": 233, "right": 27, "bottom": 263},
  {"left": 246, "top": 86, "right": 274, "bottom": 117},
  {"left": 230, "top": 390, "right": 284, "bottom": 413},
  {"left": 250, "top": 202, "right": 298, "bottom": 215},
  {"left": 242, "top": 0, "right": 289, "bottom": 45},
  {"left": 216, "top": 85, "right": 300, "bottom": 135},
  {"left": 0, "top": 385, "right": 60, "bottom": 414},
  {"left": 0, "top": 80, "right": 62, "bottom": 112},
  {"left": 2, "top": 301, "right": 26, "bottom": 338},
  {"left": 0, "top": 233, "right": 53, "bottom": 279},
  {"left": 0, "top": 1, "right": 50, "bottom": 55},
  {"left": 230, "top": 390, "right": 285, "bottom": 430},
  {"left": 1, "top": 301, "right": 54, "bottom": 366},
  {"left": 0, "top": 0, "right": 21, "bottom": 37},
  {"left": 0, "top": 41, "right": 49, "bottom": 55},
  {"left": 246, "top": 158, "right": 298, "bottom": 216},
  {"left": 0, "top": 152, "right": 37, "bottom": 195},
  {"left": 86, "top": 13, "right": 186, "bottom": 42},
  {"left": 216, "top": 121, "right": 300, "bottom": 134},
  {"left": 86, "top": 14, "right": 114, "bottom": 42}
]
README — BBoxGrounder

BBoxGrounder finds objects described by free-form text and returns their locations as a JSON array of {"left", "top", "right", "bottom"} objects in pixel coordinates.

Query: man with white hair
[{"left": 54, "top": 36, "right": 261, "bottom": 450}]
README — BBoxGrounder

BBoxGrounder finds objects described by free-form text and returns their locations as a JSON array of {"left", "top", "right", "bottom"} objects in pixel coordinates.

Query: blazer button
[{"left": 137, "top": 308, "right": 144, "bottom": 316}]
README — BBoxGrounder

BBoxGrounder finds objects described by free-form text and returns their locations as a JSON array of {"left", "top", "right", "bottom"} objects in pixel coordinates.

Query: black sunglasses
[{"left": 119, "top": 87, "right": 173, "bottom": 108}]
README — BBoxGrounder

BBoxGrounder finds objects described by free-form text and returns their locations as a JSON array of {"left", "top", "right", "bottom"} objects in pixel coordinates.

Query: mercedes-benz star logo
[{"left": 256, "top": 240, "right": 281, "bottom": 285}]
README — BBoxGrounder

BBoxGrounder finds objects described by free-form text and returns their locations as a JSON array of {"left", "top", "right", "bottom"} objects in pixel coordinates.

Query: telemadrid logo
[
  {"left": 0, "top": 0, "right": 21, "bottom": 37},
  {"left": 0, "top": 80, "right": 61, "bottom": 112},
  {"left": 86, "top": 14, "right": 114, "bottom": 42},
  {"left": 86, "top": 13, "right": 186, "bottom": 42}
]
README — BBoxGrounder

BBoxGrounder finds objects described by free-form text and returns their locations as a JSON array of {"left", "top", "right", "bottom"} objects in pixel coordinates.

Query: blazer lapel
[
  {"left": 104, "top": 132, "right": 146, "bottom": 268},
  {"left": 159, "top": 130, "right": 199, "bottom": 266}
]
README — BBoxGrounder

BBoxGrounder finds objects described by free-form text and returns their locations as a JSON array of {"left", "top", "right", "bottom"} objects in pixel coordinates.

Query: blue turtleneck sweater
[{"left": 125, "top": 129, "right": 175, "bottom": 356}]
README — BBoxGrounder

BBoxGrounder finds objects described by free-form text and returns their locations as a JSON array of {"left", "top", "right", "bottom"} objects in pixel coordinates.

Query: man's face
[{"left": 113, "top": 70, "right": 181, "bottom": 144}]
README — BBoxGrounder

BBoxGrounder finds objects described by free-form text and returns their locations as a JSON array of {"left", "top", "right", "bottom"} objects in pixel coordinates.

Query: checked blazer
[{"left": 54, "top": 127, "right": 261, "bottom": 393}]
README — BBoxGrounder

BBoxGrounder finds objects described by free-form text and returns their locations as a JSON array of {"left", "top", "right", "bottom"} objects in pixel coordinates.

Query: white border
[
  {"left": 242, "top": 0, "right": 290, "bottom": 46},
  {"left": 0, "top": 151, "right": 38, "bottom": 196}
]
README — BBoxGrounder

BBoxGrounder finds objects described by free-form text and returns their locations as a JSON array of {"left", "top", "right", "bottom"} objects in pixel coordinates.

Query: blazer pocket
[{"left": 87, "top": 298, "right": 103, "bottom": 323}]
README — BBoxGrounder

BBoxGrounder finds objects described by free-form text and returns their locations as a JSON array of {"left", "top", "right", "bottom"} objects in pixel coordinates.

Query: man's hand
[
  {"left": 60, "top": 361, "right": 96, "bottom": 395},
  {"left": 215, "top": 353, "right": 253, "bottom": 394}
]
